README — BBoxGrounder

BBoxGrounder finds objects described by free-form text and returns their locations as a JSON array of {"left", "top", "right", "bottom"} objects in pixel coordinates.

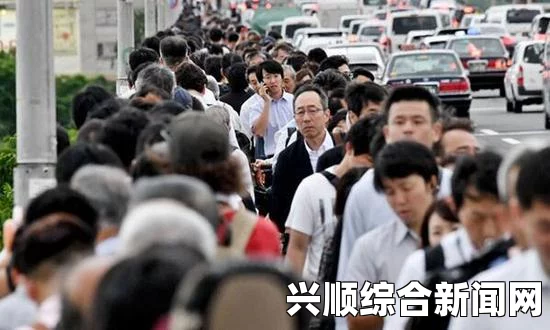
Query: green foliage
[
  {"left": 135, "top": 9, "right": 145, "bottom": 47},
  {"left": 0, "top": 135, "right": 16, "bottom": 244},
  {"left": 0, "top": 52, "right": 16, "bottom": 138}
]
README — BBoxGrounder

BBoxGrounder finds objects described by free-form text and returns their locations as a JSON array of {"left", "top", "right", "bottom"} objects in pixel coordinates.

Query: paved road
[{"left": 470, "top": 90, "right": 550, "bottom": 154}]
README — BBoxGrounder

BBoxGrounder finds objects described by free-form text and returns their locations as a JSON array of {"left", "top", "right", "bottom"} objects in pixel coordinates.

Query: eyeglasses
[{"left": 294, "top": 107, "right": 324, "bottom": 118}]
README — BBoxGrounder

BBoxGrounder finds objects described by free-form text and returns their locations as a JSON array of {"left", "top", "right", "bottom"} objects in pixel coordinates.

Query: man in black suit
[{"left": 270, "top": 84, "right": 334, "bottom": 233}]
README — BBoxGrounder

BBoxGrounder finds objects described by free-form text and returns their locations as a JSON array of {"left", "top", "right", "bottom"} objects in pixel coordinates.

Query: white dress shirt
[{"left": 304, "top": 131, "right": 334, "bottom": 173}]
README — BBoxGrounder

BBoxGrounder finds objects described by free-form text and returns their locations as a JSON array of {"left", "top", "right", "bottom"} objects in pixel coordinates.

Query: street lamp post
[
  {"left": 117, "top": 0, "right": 135, "bottom": 96},
  {"left": 145, "top": 0, "right": 157, "bottom": 38}
]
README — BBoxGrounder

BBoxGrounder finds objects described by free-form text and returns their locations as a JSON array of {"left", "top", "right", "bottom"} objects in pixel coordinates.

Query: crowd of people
[{"left": 0, "top": 4, "right": 549, "bottom": 330}]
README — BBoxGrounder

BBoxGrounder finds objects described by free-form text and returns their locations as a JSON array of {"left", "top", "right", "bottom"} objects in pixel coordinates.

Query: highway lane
[{"left": 470, "top": 90, "right": 550, "bottom": 154}]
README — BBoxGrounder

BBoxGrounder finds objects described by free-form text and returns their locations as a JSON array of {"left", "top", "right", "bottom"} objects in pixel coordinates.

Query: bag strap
[
  {"left": 424, "top": 244, "right": 445, "bottom": 272},
  {"left": 216, "top": 207, "right": 258, "bottom": 259},
  {"left": 320, "top": 170, "right": 339, "bottom": 188}
]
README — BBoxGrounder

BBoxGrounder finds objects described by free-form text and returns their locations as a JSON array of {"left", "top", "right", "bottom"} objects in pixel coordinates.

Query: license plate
[
  {"left": 415, "top": 84, "right": 439, "bottom": 95},
  {"left": 468, "top": 60, "right": 488, "bottom": 72}
]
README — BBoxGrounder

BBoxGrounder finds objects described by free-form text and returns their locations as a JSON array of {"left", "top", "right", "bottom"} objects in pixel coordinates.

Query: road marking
[
  {"left": 502, "top": 138, "right": 521, "bottom": 145},
  {"left": 479, "top": 129, "right": 499, "bottom": 135},
  {"left": 475, "top": 130, "right": 550, "bottom": 137}
]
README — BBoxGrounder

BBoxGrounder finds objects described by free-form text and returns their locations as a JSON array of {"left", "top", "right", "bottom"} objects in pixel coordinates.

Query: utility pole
[
  {"left": 117, "top": 0, "right": 135, "bottom": 96},
  {"left": 145, "top": 0, "right": 157, "bottom": 38},
  {"left": 14, "top": 0, "right": 57, "bottom": 206},
  {"left": 157, "top": 0, "right": 166, "bottom": 31}
]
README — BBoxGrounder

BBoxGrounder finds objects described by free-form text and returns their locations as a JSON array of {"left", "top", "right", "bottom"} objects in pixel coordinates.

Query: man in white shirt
[
  {"left": 285, "top": 117, "right": 377, "bottom": 280},
  {"left": 386, "top": 151, "right": 506, "bottom": 329},
  {"left": 449, "top": 146, "right": 550, "bottom": 329},
  {"left": 345, "top": 141, "right": 439, "bottom": 330}
]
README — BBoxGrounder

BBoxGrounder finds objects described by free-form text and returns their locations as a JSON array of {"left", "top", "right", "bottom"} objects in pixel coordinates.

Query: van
[
  {"left": 385, "top": 10, "right": 443, "bottom": 53},
  {"left": 339, "top": 15, "right": 370, "bottom": 32},
  {"left": 530, "top": 14, "right": 550, "bottom": 41},
  {"left": 486, "top": 4, "right": 544, "bottom": 37},
  {"left": 280, "top": 16, "right": 320, "bottom": 42}
]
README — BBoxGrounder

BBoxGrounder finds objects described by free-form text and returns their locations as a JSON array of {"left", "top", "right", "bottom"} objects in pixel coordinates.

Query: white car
[
  {"left": 504, "top": 41, "right": 545, "bottom": 113},
  {"left": 357, "top": 21, "right": 387, "bottom": 43},
  {"left": 324, "top": 42, "right": 386, "bottom": 80},
  {"left": 460, "top": 14, "right": 485, "bottom": 28}
]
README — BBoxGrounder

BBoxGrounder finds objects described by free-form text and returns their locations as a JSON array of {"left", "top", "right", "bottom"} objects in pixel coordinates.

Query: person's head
[
  {"left": 226, "top": 63, "right": 249, "bottom": 93},
  {"left": 516, "top": 146, "right": 550, "bottom": 274},
  {"left": 334, "top": 167, "right": 370, "bottom": 218},
  {"left": 374, "top": 141, "right": 439, "bottom": 229},
  {"left": 57, "top": 124, "right": 70, "bottom": 157},
  {"left": 70, "top": 165, "right": 132, "bottom": 238},
  {"left": 205, "top": 104, "right": 231, "bottom": 134},
  {"left": 285, "top": 52, "right": 307, "bottom": 72},
  {"left": 382, "top": 86, "right": 442, "bottom": 149},
  {"left": 311, "top": 69, "right": 348, "bottom": 96},
  {"left": 206, "top": 75, "right": 220, "bottom": 99},
  {"left": 141, "top": 36, "right": 161, "bottom": 55},
  {"left": 72, "top": 86, "right": 113, "bottom": 129},
  {"left": 293, "top": 84, "right": 330, "bottom": 143},
  {"left": 130, "top": 175, "right": 219, "bottom": 228},
  {"left": 421, "top": 199, "right": 460, "bottom": 248},
  {"left": 12, "top": 214, "right": 95, "bottom": 304},
  {"left": 149, "top": 100, "right": 188, "bottom": 122},
  {"left": 257, "top": 60, "right": 284, "bottom": 99},
  {"left": 176, "top": 62, "right": 208, "bottom": 93},
  {"left": 246, "top": 65, "right": 260, "bottom": 92},
  {"left": 129, "top": 48, "right": 160, "bottom": 72},
  {"left": 134, "top": 83, "right": 172, "bottom": 105},
  {"left": 227, "top": 32, "right": 239, "bottom": 49},
  {"left": 96, "top": 108, "right": 151, "bottom": 169},
  {"left": 295, "top": 68, "right": 314, "bottom": 84},
  {"left": 307, "top": 48, "right": 328, "bottom": 65},
  {"left": 209, "top": 27, "right": 224, "bottom": 43},
  {"left": 498, "top": 139, "right": 550, "bottom": 250},
  {"left": 345, "top": 82, "right": 387, "bottom": 124},
  {"left": 272, "top": 43, "right": 293, "bottom": 63},
  {"left": 134, "top": 63, "right": 176, "bottom": 96},
  {"left": 87, "top": 98, "right": 127, "bottom": 122},
  {"left": 118, "top": 200, "right": 217, "bottom": 259},
  {"left": 221, "top": 53, "right": 244, "bottom": 77},
  {"left": 56, "top": 143, "right": 124, "bottom": 184},
  {"left": 319, "top": 55, "right": 351, "bottom": 78},
  {"left": 246, "top": 51, "right": 266, "bottom": 66},
  {"left": 204, "top": 55, "right": 223, "bottom": 82},
  {"left": 438, "top": 118, "right": 479, "bottom": 165},
  {"left": 452, "top": 151, "right": 504, "bottom": 250},
  {"left": 352, "top": 67, "right": 375, "bottom": 83},
  {"left": 345, "top": 115, "right": 381, "bottom": 165},
  {"left": 90, "top": 243, "right": 205, "bottom": 330},
  {"left": 160, "top": 36, "right": 189, "bottom": 70},
  {"left": 167, "top": 112, "right": 244, "bottom": 194},
  {"left": 77, "top": 119, "right": 104, "bottom": 144},
  {"left": 282, "top": 65, "right": 297, "bottom": 94}
]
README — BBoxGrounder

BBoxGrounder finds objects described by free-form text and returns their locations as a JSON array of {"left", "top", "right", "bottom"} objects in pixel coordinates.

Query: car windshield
[
  {"left": 524, "top": 43, "right": 544, "bottom": 64},
  {"left": 389, "top": 53, "right": 461, "bottom": 77},
  {"left": 364, "top": 0, "right": 386, "bottom": 5},
  {"left": 352, "top": 22, "right": 366, "bottom": 34},
  {"left": 429, "top": 41, "right": 448, "bottom": 49},
  {"left": 539, "top": 17, "right": 550, "bottom": 33},
  {"left": 361, "top": 26, "right": 384, "bottom": 36},
  {"left": 375, "top": 12, "right": 387, "bottom": 20},
  {"left": 449, "top": 38, "right": 506, "bottom": 57},
  {"left": 342, "top": 19, "right": 356, "bottom": 28},
  {"left": 270, "top": 25, "right": 282, "bottom": 34},
  {"left": 506, "top": 9, "right": 540, "bottom": 24},
  {"left": 286, "top": 23, "right": 313, "bottom": 38},
  {"left": 392, "top": 16, "right": 438, "bottom": 35}
]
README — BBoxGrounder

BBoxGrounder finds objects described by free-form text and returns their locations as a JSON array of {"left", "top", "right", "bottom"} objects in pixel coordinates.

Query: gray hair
[
  {"left": 205, "top": 105, "right": 231, "bottom": 133},
  {"left": 497, "top": 138, "right": 550, "bottom": 202},
  {"left": 206, "top": 75, "right": 220, "bottom": 100},
  {"left": 283, "top": 65, "right": 296, "bottom": 79},
  {"left": 70, "top": 165, "right": 132, "bottom": 227},
  {"left": 135, "top": 63, "right": 176, "bottom": 96},
  {"left": 118, "top": 200, "right": 217, "bottom": 260}
]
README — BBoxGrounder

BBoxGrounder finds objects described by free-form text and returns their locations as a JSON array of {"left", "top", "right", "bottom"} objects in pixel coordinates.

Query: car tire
[
  {"left": 506, "top": 100, "right": 513, "bottom": 113},
  {"left": 513, "top": 100, "right": 523, "bottom": 114},
  {"left": 499, "top": 86, "right": 506, "bottom": 97},
  {"left": 546, "top": 112, "right": 550, "bottom": 130}
]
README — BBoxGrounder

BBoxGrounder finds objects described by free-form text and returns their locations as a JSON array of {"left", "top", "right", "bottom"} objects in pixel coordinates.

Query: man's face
[
  {"left": 382, "top": 174, "right": 436, "bottom": 227},
  {"left": 458, "top": 190, "right": 505, "bottom": 251},
  {"left": 383, "top": 101, "right": 442, "bottom": 149},
  {"left": 354, "top": 74, "right": 372, "bottom": 84},
  {"left": 441, "top": 129, "right": 480, "bottom": 158},
  {"left": 521, "top": 200, "right": 550, "bottom": 275},
  {"left": 360, "top": 101, "right": 382, "bottom": 118},
  {"left": 294, "top": 91, "right": 330, "bottom": 141},
  {"left": 283, "top": 71, "right": 296, "bottom": 93},
  {"left": 275, "top": 50, "right": 289, "bottom": 63},
  {"left": 262, "top": 69, "right": 283, "bottom": 97},
  {"left": 248, "top": 72, "right": 260, "bottom": 93},
  {"left": 338, "top": 64, "right": 351, "bottom": 79},
  {"left": 249, "top": 55, "right": 265, "bottom": 66}
]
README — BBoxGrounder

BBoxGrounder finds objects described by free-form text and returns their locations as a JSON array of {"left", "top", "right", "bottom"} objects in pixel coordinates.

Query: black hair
[
  {"left": 293, "top": 83, "right": 328, "bottom": 110},
  {"left": 176, "top": 63, "right": 208, "bottom": 92},
  {"left": 189, "top": 51, "right": 208, "bottom": 71},
  {"left": 135, "top": 123, "right": 166, "bottom": 155},
  {"left": 96, "top": 108, "right": 150, "bottom": 169},
  {"left": 129, "top": 48, "right": 159, "bottom": 71},
  {"left": 72, "top": 86, "right": 113, "bottom": 129},
  {"left": 57, "top": 124, "right": 70, "bottom": 157},
  {"left": 226, "top": 63, "right": 249, "bottom": 93},
  {"left": 149, "top": 100, "right": 188, "bottom": 121},
  {"left": 24, "top": 186, "right": 98, "bottom": 235},
  {"left": 383, "top": 86, "right": 441, "bottom": 123},
  {"left": 204, "top": 55, "right": 223, "bottom": 82},
  {"left": 221, "top": 53, "right": 244, "bottom": 76},
  {"left": 90, "top": 244, "right": 205, "bottom": 330},
  {"left": 319, "top": 55, "right": 349, "bottom": 72},
  {"left": 347, "top": 115, "right": 381, "bottom": 156},
  {"left": 129, "top": 61, "right": 155, "bottom": 88},
  {"left": 87, "top": 98, "right": 127, "bottom": 121},
  {"left": 134, "top": 84, "right": 172, "bottom": 101},
  {"left": 267, "top": 30, "right": 283, "bottom": 40},
  {"left": 420, "top": 199, "right": 459, "bottom": 248},
  {"left": 516, "top": 147, "right": 550, "bottom": 210},
  {"left": 191, "top": 96, "right": 205, "bottom": 111},
  {"left": 345, "top": 82, "right": 387, "bottom": 117},
  {"left": 327, "top": 109, "right": 347, "bottom": 134},
  {"left": 312, "top": 69, "right": 348, "bottom": 96},
  {"left": 209, "top": 28, "right": 224, "bottom": 42},
  {"left": 451, "top": 151, "right": 503, "bottom": 210},
  {"left": 160, "top": 36, "right": 189, "bottom": 67},
  {"left": 56, "top": 143, "right": 124, "bottom": 184},
  {"left": 256, "top": 60, "right": 284, "bottom": 83},
  {"left": 352, "top": 67, "right": 375, "bottom": 81},
  {"left": 334, "top": 167, "right": 369, "bottom": 218},
  {"left": 307, "top": 48, "right": 328, "bottom": 64},
  {"left": 208, "top": 44, "right": 224, "bottom": 56},
  {"left": 369, "top": 127, "right": 386, "bottom": 161},
  {"left": 374, "top": 141, "right": 439, "bottom": 193},
  {"left": 227, "top": 32, "right": 239, "bottom": 43},
  {"left": 77, "top": 119, "right": 104, "bottom": 143},
  {"left": 285, "top": 52, "right": 308, "bottom": 73},
  {"left": 246, "top": 65, "right": 258, "bottom": 78},
  {"left": 141, "top": 36, "right": 161, "bottom": 55}
]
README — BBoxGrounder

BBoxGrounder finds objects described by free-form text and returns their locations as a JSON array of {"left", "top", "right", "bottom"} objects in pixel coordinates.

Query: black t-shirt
[
  {"left": 316, "top": 145, "right": 345, "bottom": 172},
  {"left": 220, "top": 89, "right": 254, "bottom": 114}
]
